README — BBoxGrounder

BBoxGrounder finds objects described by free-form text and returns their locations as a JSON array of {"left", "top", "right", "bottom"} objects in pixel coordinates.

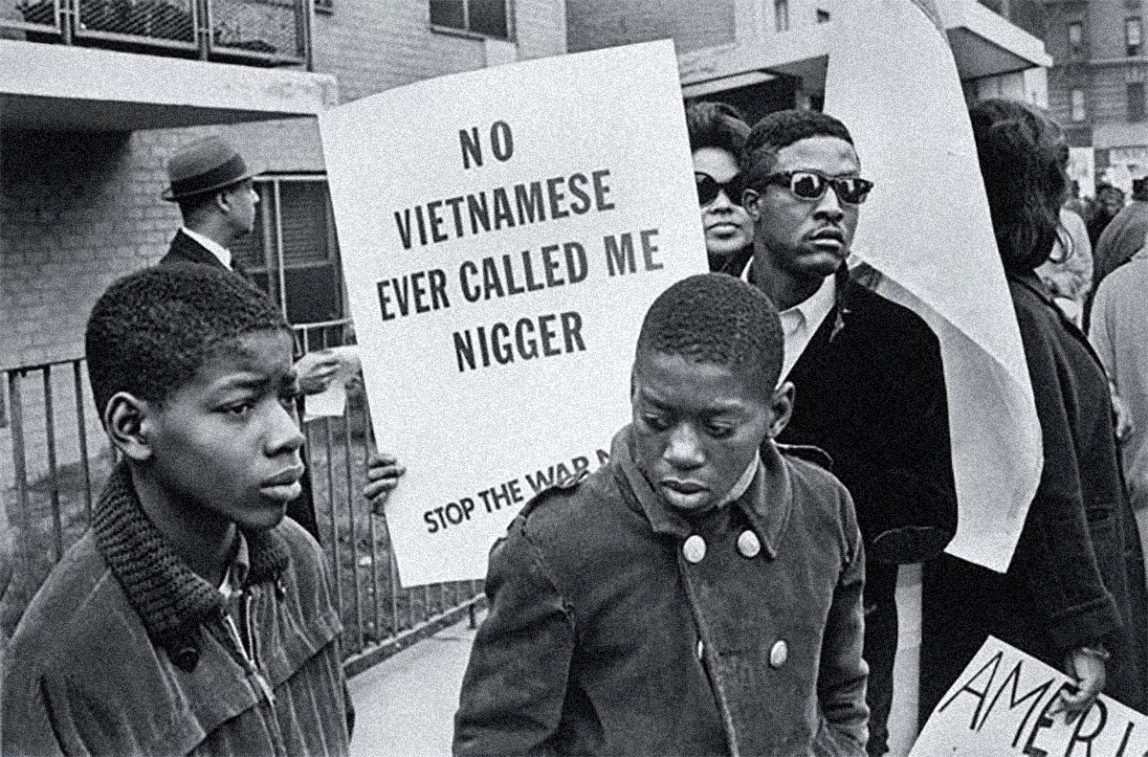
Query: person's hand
[
  {"left": 364, "top": 452, "right": 405, "bottom": 515},
  {"left": 1112, "top": 392, "right": 1135, "bottom": 443},
  {"left": 1050, "top": 647, "right": 1107, "bottom": 724},
  {"left": 295, "top": 351, "right": 341, "bottom": 396}
]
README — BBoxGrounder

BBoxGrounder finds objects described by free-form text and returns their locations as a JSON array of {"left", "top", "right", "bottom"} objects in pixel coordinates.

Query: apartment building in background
[{"left": 991, "top": 0, "right": 1148, "bottom": 192}]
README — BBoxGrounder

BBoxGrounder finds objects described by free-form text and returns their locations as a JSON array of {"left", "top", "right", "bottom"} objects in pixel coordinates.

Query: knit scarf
[{"left": 91, "top": 462, "right": 290, "bottom": 652}]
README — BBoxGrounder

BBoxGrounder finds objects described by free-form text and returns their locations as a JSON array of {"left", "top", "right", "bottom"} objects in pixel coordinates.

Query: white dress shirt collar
[{"left": 181, "top": 226, "right": 233, "bottom": 270}]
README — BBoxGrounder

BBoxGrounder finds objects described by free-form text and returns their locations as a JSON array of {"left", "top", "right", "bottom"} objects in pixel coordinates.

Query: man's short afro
[
  {"left": 743, "top": 109, "right": 855, "bottom": 188},
  {"left": 86, "top": 264, "right": 290, "bottom": 416},
  {"left": 637, "top": 273, "right": 783, "bottom": 389}
]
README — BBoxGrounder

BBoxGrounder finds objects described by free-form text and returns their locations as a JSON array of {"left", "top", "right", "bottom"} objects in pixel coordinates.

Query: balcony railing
[{"left": 1, "top": 0, "right": 310, "bottom": 68}]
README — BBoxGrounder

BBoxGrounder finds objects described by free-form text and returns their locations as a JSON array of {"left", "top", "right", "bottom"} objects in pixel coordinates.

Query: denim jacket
[
  {"left": 454, "top": 426, "right": 868, "bottom": 756},
  {"left": 2, "top": 464, "right": 351, "bottom": 756}
]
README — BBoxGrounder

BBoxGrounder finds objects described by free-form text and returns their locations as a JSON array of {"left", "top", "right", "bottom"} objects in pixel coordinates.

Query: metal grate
[
  {"left": 74, "top": 0, "right": 195, "bottom": 40},
  {"left": 8, "top": 0, "right": 60, "bottom": 32},
  {"left": 210, "top": 0, "right": 300, "bottom": 59}
]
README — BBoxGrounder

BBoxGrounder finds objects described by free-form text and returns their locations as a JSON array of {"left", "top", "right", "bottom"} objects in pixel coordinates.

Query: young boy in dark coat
[
  {"left": 2, "top": 265, "right": 355, "bottom": 755},
  {"left": 453, "top": 273, "right": 869, "bottom": 756}
]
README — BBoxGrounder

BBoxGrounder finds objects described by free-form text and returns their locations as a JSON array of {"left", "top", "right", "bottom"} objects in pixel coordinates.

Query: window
[
  {"left": 775, "top": 0, "right": 789, "bottom": 31},
  {"left": 1130, "top": 83, "right": 1146, "bottom": 121},
  {"left": 232, "top": 176, "right": 345, "bottom": 325},
  {"left": 816, "top": 9, "right": 830, "bottom": 23},
  {"left": 1071, "top": 89, "right": 1086, "bottom": 121},
  {"left": 1068, "top": 21, "right": 1083, "bottom": 57},
  {"left": 430, "top": 0, "right": 510, "bottom": 40},
  {"left": 1128, "top": 17, "right": 1142, "bottom": 57}
]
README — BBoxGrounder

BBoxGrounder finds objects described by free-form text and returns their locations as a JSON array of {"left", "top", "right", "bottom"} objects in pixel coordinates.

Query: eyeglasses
[
  {"left": 759, "top": 171, "right": 874, "bottom": 205},
  {"left": 695, "top": 172, "right": 745, "bottom": 206}
]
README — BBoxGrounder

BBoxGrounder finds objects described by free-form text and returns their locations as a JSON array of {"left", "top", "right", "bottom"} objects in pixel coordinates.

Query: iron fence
[
  {"left": 0, "top": 339, "right": 484, "bottom": 674},
  {"left": 1, "top": 0, "right": 308, "bottom": 67}
]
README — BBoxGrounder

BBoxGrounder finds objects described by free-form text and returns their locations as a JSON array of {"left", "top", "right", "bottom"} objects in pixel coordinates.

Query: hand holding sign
[
  {"left": 363, "top": 451, "right": 406, "bottom": 516},
  {"left": 912, "top": 637, "right": 1147, "bottom": 756}
]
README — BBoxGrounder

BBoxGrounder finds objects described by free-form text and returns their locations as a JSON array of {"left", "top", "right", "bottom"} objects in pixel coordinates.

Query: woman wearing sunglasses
[
  {"left": 921, "top": 98, "right": 1148, "bottom": 723},
  {"left": 685, "top": 102, "right": 755, "bottom": 276}
]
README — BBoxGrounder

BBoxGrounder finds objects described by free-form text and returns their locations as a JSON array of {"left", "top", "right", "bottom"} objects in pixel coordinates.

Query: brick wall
[{"left": 566, "top": 0, "right": 735, "bottom": 54}]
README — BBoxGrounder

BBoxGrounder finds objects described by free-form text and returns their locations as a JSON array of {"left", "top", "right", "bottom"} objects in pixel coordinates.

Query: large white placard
[
  {"left": 319, "top": 40, "right": 706, "bottom": 586},
  {"left": 912, "top": 637, "right": 1148, "bottom": 756}
]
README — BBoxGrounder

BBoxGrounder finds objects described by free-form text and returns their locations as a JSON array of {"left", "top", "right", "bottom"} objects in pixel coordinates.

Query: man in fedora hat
[
  {"left": 160, "top": 136, "right": 263, "bottom": 274},
  {"left": 159, "top": 136, "right": 340, "bottom": 541}
]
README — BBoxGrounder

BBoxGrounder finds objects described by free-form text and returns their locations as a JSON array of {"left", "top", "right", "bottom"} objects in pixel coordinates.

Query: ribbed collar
[
  {"left": 611, "top": 426, "right": 794, "bottom": 559},
  {"left": 92, "top": 462, "right": 290, "bottom": 650}
]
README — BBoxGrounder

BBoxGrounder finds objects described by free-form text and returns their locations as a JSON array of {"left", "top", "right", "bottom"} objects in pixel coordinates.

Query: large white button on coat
[
  {"left": 770, "top": 640, "right": 788, "bottom": 668},
  {"left": 737, "top": 530, "right": 761, "bottom": 558},
  {"left": 683, "top": 535, "right": 706, "bottom": 564}
]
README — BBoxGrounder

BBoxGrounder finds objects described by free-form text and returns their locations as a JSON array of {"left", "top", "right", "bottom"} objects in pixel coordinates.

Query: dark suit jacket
[
  {"left": 778, "top": 270, "right": 957, "bottom": 572},
  {"left": 159, "top": 229, "right": 247, "bottom": 280}
]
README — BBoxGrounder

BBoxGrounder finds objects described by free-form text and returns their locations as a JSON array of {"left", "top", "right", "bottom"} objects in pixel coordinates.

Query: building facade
[{"left": 996, "top": 0, "right": 1148, "bottom": 192}]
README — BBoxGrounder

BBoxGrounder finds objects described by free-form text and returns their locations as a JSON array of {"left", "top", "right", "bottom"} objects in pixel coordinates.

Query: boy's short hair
[
  {"left": 86, "top": 264, "right": 289, "bottom": 415},
  {"left": 636, "top": 273, "right": 784, "bottom": 389}
]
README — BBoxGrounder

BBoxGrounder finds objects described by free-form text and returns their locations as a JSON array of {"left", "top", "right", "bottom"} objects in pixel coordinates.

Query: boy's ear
[
  {"left": 765, "top": 380, "right": 795, "bottom": 439},
  {"left": 103, "top": 392, "right": 157, "bottom": 462}
]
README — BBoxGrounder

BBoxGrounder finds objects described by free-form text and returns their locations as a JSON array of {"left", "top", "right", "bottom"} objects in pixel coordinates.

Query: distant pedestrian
[
  {"left": 159, "top": 136, "right": 339, "bottom": 541},
  {"left": 1035, "top": 206, "right": 1092, "bottom": 326},
  {"left": 687, "top": 102, "right": 755, "bottom": 276},
  {"left": 1092, "top": 177, "right": 1148, "bottom": 302},
  {"left": 2, "top": 265, "right": 354, "bottom": 755},
  {"left": 1087, "top": 183, "right": 1125, "bottom": 247},
  {"left": 1090, "top": 246, "right": 1148, "bottom": 578},
  {"left": 454, "top": 274, "right": 869, "bottom": 756}
]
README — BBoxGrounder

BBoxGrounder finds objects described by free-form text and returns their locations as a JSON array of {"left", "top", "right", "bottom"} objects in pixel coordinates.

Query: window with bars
[
  {"left": 775, "top": 0, "right": 789, "bottom": 32},
  {"left": 231, "top": 176, "right": 345, "bottom": 325},
  {"left": 1128, "top": 17, "right": 1142, "bottom": 57},
  {"left": 429, "top": 0, "right": 510, "bottom": 39}
]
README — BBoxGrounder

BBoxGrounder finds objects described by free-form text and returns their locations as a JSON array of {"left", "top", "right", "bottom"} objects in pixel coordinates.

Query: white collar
[
  {"left": 181, "top": 226, "right": 233, "bottom": 270},
  {"left": 781, "top": 275, "right": 836, "bottom": 330}
]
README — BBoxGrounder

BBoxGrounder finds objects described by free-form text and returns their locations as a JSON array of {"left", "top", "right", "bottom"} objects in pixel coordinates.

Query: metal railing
[
  {"left": 0, "top": 345, "right": 484, "bottom": 672},
  {"left": 1, "top": 0, "right": 309, "bottom": 68}
]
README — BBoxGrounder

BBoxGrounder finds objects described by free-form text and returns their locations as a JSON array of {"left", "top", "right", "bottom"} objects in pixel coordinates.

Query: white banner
[
  {"left": 913, "top": 637, "right": 1148, "bottom": 755},
  {"left": 319, "top": 40, "right": 707, "bottom": 586},
  {"left": 824, "top": 0, "right": 1041, "bottom": 573}
]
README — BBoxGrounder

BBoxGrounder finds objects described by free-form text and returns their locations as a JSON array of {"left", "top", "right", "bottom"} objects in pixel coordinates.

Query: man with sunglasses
[{"left": 740, "top": 110, "right": 957, "bottom": 756}]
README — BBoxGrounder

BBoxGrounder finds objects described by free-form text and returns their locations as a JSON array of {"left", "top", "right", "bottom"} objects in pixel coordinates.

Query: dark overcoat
[
  {"left": 921, "top": 271, "right": 1148, "bottom": 717},
  {"left": 454, "top": 427, "right": 869, "bottom": 756}
]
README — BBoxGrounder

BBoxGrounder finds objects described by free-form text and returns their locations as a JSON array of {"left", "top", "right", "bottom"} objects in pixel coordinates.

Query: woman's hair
[
  {"left": 969, "top": 99, "right": 1069, "bottom": 272},
  {"left": 685, "top": 101, "right": 751, "bottom": 158}
]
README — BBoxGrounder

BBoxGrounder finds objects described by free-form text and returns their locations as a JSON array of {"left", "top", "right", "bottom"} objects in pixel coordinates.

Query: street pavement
[
  {"left": 348, "top": 613, "right": 483, "bottom": 757},
  {"left": 346, "top": 569, "right": 924, "bottom": 757}
]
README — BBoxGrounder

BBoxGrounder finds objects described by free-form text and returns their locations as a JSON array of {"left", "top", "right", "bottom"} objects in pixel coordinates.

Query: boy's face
[
  {"left": 144, "top": 330, "right": 305, "bottom": 531},
  {"left": 631, "top": 351, "right": 784, "bottom": 513}
]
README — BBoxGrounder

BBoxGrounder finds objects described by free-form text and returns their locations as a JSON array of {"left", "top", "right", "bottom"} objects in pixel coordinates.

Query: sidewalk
[
  {"left": 347, "top": 612, "right": 483, "bottom": 757},
  {"left": 346, "top": 571, "right": 923, "bottom": 757}
]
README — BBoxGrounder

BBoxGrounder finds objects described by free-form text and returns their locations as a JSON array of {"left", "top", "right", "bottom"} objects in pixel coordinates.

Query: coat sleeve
[
  {"left": 813, "top": 487, "right": 869, "bottom": 757},
  {"left": 453, "top": 522, "right": 576, "bottom": 756},
  {"left": 1012, "top": 305, "right": 1122, "bottom": 653},
  {"left": 1, "top": 659, "right": 72, "bottom": 757}
]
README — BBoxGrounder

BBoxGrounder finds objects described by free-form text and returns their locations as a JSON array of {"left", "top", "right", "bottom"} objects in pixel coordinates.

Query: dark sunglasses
[
  {"left": 695, "top": 172, "right": 745, "bottom": 206},
  {"left": 760, "top": 171, "right": 874, "bottom": 205}
]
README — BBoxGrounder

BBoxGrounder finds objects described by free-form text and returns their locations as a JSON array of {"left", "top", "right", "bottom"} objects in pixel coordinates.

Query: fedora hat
[{"left": 162, "top": 137, "right": 259, "bottom": 201}]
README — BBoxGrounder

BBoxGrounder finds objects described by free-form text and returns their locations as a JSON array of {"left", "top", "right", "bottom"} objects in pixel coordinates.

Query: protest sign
[
  {"left": 912, "top": 637, "right": 1148, "bottom": 756},
  {"left": 319, "top": 40, "right": 706, "bottom": 586}
]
